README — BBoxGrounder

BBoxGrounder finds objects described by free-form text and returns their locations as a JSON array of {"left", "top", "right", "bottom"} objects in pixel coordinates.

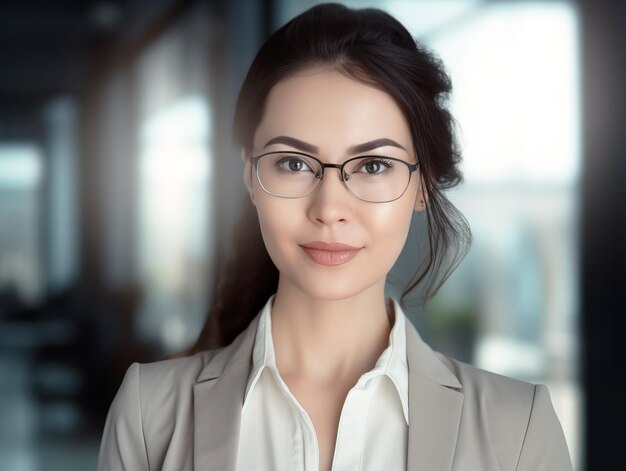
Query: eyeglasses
[{"left": 250, "top": 151, "right": 420, "bottom": 203}]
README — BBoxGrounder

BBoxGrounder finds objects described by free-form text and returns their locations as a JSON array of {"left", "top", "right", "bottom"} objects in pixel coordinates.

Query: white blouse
[{"left": 235, "top": 296, "right": 409, "bottom": 471}]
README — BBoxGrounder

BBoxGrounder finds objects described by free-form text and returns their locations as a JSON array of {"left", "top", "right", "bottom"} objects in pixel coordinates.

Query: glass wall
[
  {"left": 135, "top": 96, "right": 213, "bottom": 351},
  {"left": 133, "top": 6, "right": 215, "bottom": 354},
  {"left": 88, "top": 7, "right": 216, "bottom": 355},
  {"left": 0, "top": 144, "right": 44, "bottom": 305}
]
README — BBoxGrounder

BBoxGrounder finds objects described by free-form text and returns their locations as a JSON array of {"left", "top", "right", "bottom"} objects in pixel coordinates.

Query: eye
[
  {"left": 354, "top": 157, "right": 394, "bottom": 175},
  {"left": 275, "top": 155, "right": 314, "bottom": 173}
]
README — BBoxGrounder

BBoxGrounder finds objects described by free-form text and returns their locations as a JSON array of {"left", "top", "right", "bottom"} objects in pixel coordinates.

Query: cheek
[
  {"left": 254, "top": 198, "right": 301, "bottom": 265},
  {"left": 366, "top": 200, "right": 415, "bottom": 264}
]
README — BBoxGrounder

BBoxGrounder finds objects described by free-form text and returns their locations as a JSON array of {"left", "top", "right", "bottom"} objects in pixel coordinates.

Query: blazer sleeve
[
  {"left": 97, "top": 363, "right": 150, "bottom": 471},
  {"left": 515, "top": 384, "right": 573, "bottom": 471}
]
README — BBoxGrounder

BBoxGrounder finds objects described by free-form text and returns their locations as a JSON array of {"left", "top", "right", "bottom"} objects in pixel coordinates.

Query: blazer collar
[
  {"left": 192, "top": 306, "right": 464, "bottom": 471},
  {"left": 405, "top": 318, "right": 464, "bottom": 470},
  {"left": 192, "top": 314, "right": 261, "bottom": 470}
]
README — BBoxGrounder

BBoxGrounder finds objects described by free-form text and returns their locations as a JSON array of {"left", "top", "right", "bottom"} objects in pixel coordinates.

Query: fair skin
[{"left": 242, "top": 68, "right": 425, "bottom": 471}]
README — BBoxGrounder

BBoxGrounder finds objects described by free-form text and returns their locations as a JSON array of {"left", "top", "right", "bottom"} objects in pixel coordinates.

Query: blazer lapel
[
  {"left": 193, "top": 314, "right": 261, "bottom": 470},
  {"left": 405, "top": 320, "right": 464, "bottom": 471}
]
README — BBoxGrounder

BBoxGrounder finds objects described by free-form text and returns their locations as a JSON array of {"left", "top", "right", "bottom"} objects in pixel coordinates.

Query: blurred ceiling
[
  {"left": 0, "top": 1, "right": 128, "bottom": 105},
  {"left": 0, "top": 0, "right": 184, "bottom": 138},
  {"left": 0, "top": 0, "right": 123, "bottom": 138}
]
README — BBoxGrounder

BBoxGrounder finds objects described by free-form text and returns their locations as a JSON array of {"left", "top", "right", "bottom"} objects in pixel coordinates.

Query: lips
[{"left": 300, "top": 241, "right": 362, "bottom": 266}]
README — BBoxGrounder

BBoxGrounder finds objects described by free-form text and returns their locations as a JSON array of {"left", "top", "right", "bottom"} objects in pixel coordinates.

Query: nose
[{"left": 306, "top": 167, "right": 354, "bottom": 225}]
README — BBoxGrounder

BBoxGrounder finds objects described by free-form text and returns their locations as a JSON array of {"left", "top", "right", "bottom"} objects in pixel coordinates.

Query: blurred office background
[{"left": 0, "top": 0, "right": 623, "bottom": 469}]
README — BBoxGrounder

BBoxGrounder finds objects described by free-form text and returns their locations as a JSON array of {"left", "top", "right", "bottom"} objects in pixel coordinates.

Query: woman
[{"left": 98, "top": 3, "right": 573, "bottom": 470}]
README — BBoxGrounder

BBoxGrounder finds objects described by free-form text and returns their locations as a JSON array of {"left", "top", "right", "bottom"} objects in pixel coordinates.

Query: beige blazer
[{"left": 97, "top": 312, "right": 573, "bottom": 470}]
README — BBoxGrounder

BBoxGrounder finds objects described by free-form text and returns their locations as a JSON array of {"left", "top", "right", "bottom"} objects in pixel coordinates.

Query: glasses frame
[{"left": 250, "top": 150, "right": 420, "bottom": 203}]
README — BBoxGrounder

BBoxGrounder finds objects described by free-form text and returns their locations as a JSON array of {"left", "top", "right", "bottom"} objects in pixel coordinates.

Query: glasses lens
[
  {"left": 343, "top": 157, "right": 411, "bottom": 202},
  {"left": 256, "top": 153, "right": 322, "bottom": 198}
]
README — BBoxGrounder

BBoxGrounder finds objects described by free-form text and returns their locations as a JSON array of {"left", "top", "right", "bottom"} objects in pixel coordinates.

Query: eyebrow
[
  {"left": 264, "top": 136, "right": 318, "bottom": 154},
  {"left": 263, "top": 136, "right": 407, "bottom": 155},
  {"left": 347, "top": 138, "right": 407, "bottom": 155}
]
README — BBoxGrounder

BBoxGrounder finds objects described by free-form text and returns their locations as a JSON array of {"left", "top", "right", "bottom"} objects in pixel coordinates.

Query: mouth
[{"left": 299, "top": 241, "right": 362, "bottom": 266}]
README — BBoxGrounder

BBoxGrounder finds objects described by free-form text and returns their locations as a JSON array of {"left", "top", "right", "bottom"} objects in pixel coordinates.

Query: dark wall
[{"left": 580, "top": 0, "right": 626, "bottom": 468}]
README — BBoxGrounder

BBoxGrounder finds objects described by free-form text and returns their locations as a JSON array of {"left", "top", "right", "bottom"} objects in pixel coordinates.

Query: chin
[{"left": 284, "top": 270, "right": 384, "bottom": 301}]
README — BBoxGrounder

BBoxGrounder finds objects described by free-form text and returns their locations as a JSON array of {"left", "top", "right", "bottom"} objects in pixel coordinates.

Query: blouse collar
[{"left": 243, "top": 294, "right": 410, "bottom": 424}]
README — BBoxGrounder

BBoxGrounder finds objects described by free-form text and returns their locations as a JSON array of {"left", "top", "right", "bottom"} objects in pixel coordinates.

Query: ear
[
  {"left": 241, "top": 148, "right": 256, "bottom": 205},
  {"left": 413, "top": 174, "right": 428, "bottom": 212}
]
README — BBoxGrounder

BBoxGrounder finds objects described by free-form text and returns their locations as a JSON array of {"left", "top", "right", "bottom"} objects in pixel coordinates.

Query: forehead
[{"left": 253, "top": 68, "right": 414, "bottom": 156}]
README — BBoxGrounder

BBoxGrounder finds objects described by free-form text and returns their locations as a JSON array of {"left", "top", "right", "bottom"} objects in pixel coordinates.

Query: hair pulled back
[{"left": 190, "top": 3, "right": 471, "bottom": 352}]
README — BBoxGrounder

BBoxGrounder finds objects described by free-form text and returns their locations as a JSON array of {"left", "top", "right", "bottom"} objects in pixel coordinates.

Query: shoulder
[
  {"left": 120, "top": 348, "right": 226, "bottom": 421},
  {"left": 437, "top": 352, "right": 536, "bottom": 408},
  {"left": 98, "top": 349, "right": 226, "bottom": 471},
  {"left": 436, "top": 354, "right": 573, "bottom": 470},
  {"left": 98, "top": 312, "right": 258, "bottom": 471},
  {"left": 133, "top": 349, "right": 222, "bottom": 392},
  {"left": 437, "top": 353, "right": 537, "bottom": 449},
  {"left": 109, "top": 349, "right": 221, "bottom": 405},
  {"left": 111, "top": 312, "right": 259, "bottom": 418},
  {"left": 108, "top": 348, "right": 224, "bottom": 418}
]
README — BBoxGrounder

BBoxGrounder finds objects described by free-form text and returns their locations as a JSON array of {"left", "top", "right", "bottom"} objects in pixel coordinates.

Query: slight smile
[{"left": 299, "top": 241, "right": 362, "bottom": 266}]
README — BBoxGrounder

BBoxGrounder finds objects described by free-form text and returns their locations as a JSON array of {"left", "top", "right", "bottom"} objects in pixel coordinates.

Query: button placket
[{"left": 331, "top": 378, "right": 373, "bottom": 470}]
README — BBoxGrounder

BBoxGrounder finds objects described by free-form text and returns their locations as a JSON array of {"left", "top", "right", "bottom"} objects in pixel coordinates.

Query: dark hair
[{"left": 190, "top": 3, "right": 471, "bottom": 351}]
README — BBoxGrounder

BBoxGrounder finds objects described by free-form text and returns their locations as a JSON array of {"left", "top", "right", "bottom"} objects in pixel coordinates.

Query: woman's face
[{"left": 243, "top": 68, "right": 425, "bottom": 301}]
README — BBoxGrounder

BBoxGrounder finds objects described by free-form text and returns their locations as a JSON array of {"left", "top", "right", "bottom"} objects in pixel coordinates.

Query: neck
[{"left": 270, "top": 277, "right": 393, "bottom": 385}]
